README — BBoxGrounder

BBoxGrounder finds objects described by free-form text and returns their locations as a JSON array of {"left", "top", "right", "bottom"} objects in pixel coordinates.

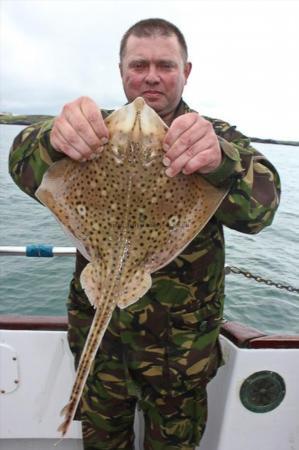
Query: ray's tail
[{"left": 58, "top": 297, "right": 115, "bottom": 436}]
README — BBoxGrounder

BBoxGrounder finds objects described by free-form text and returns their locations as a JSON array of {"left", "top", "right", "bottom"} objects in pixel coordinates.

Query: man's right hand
[{"left": 50, "top": 96, "right": 109, "bottom": 161}]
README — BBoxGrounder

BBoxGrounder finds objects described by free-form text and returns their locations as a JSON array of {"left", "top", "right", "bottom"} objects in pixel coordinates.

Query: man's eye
[
  {"left": 132, "top": 62, "right": 145, "bottom": 70},
  {"left": 160, "top": 62, "right": 174, "bottom": 70}
]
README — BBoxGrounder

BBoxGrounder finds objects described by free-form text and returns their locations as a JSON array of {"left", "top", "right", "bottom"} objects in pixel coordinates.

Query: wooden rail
[{"left": 1, "top": 315, "right": 298, "bottom": 349}]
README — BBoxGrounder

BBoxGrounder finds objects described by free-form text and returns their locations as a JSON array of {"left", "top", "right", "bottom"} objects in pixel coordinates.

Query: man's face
[{"left": 119, "top": 34, "right": 192, "bottom": 122}]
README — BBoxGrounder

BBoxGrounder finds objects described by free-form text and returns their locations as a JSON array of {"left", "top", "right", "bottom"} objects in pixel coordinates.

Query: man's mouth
[{"left": 142, "top": 90, "right": 164, "bottom": 98}]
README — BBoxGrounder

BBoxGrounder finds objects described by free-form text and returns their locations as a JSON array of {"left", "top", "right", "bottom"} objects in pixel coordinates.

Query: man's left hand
[{"left": 162, "top": 113, "right": 222, "bottom": 177}]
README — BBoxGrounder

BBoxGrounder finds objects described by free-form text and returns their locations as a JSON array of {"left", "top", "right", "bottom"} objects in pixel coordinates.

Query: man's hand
[
  {"left": 50, "top": 96, "right": 109, "bottom": 161},
  {"left": 162, "top": 113, "right": 222, "bottom": 177}
]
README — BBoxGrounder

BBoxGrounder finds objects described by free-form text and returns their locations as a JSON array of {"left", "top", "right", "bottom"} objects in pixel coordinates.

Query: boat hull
[{"left": 0, "top": 318, "right": 298, "bottom": 450}]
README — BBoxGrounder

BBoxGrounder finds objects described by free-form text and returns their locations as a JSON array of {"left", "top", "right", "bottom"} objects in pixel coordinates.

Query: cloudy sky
[{"left": 1, "top": 0, "right": 298, "bottom": 140}]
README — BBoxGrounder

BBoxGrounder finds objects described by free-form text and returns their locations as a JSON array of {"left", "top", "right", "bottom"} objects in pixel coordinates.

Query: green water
[{"left": 0, "top": 125, "right": 298, "bottom": 334}]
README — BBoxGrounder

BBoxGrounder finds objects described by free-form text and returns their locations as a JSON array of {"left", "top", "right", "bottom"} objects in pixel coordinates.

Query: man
[{"left": 9, "top": 18, "right": 280, "bottom": 450}]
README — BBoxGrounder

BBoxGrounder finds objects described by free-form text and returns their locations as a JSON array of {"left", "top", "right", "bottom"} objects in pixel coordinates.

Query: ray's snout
[
  {"left": 133, "top": 96, "right": 146, "bottom": 111},
  {"left": 131, "top": 97, "right": 168, "bottom": 141},
  {"left": 106, "top": 97, "right": 167, "bottom": 145}
]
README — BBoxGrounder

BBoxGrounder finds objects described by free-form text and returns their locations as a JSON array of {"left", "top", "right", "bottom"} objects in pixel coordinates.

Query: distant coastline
[
  {"left": 0, "top": 114, "right": 54, "bottom": 125},
  {"left": 1, "top": 114, "right": 298, "bottom": 146},
  {"left": 249, "top": 137, "right": 299, "bottom": 147}
]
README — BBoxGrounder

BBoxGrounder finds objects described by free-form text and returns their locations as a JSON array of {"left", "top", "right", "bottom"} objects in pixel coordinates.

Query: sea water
[{"left": 0, "top": 124, "right": 298, "bottom": 334}]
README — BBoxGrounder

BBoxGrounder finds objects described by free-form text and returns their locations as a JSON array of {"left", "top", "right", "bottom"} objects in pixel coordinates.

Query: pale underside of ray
[{"left": 35, "top": 97, "right": 228, "bottom": 436}]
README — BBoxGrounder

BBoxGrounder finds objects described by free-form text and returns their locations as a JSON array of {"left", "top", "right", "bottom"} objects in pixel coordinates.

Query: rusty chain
[{"left": 225, "top": 265, "right": 299, "bottom": 294}]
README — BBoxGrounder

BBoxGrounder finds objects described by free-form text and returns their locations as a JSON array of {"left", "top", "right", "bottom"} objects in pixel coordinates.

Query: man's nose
[{"left": 145, "top": 66, "right": 160, "bottom": 84}]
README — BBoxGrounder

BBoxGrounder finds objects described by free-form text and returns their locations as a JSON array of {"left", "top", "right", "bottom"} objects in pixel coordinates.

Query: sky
[{"left": 1, "top": 0, "right": 298, "bottom": 140}]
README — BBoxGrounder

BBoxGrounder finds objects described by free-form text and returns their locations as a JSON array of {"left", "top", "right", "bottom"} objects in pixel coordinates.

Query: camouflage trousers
[{"left": 67, "top": 278, "right": 223, "bottom": 450}]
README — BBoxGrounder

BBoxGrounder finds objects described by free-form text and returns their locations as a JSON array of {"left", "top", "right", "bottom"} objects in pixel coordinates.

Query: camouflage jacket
[{"left": 8, "top": 99, "right": 281, "bottom": 326}]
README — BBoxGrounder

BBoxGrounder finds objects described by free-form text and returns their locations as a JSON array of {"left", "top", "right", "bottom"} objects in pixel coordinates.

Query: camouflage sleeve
[
  {"left": 9, "top": 118, "right": 63, "bottom": 200},
  {"left": 8, "top": 110, "right": 113, "bottom": 201},
  {"left": 202, "top": 117, "right": 281, "bottom": 234}
]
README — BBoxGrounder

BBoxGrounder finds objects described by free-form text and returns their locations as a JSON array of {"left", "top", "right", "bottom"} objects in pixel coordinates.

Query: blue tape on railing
[{"left": 26, "top": 244, "right": 54, "bottom": 257}]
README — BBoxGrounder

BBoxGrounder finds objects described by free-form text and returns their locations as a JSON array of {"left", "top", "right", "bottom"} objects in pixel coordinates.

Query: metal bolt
[
  {"left": 14, "top": 380, "right": 19, "bottom": 384},
  {"left": 1, "top": 390, "right": 5, "bottom": 394}
]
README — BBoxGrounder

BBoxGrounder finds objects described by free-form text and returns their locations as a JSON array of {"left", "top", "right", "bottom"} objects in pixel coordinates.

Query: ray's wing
[
  {"left": 36, "top": 158, "right": 92, "bottom": 261},
  {"left": 143, "top": 174, "right": 228, "bottom": 273}
]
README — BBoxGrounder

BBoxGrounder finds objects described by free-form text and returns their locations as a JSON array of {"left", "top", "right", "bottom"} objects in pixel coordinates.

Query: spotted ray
[{"left": 35, "top": 97, "right": 228, "bottom": 436}]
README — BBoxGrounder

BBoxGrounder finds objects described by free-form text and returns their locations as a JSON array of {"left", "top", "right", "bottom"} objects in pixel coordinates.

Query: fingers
[
  {"left": 50, "top": 96, "right": 109, "bottom": 161},
  {"left": 79, "top": 96, "right": 109, "bottom": 142},
  {"left": 50, "top": 125, "right": 84, "bottom": 161},
  {"left": 163, "top": 113, "right": 222, "bottom": 176},
  {"left": 181, "top": 147, "right": 221, "bottom": 175},
  {"left": 165, "top": 140, "right": 218, "bottom": 177},
  {"left": 163, "top": 112, "right": 199, "bottom": 156}
]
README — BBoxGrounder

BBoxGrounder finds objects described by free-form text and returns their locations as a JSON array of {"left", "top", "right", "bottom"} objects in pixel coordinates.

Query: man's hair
[{"left": 120, "top": 18, "right": 188, "bottom": 62}]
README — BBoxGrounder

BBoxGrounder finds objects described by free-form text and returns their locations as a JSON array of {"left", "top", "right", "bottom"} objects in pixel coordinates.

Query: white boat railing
[
  {"left": 1, "top": 245, "right": 298, "bottom": 294},
  {"left": 0, "top": 245, "right": 76, "bottom": 256}
]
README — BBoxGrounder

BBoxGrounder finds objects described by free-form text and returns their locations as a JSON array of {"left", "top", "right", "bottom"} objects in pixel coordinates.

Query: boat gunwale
[{"left": 0, "top": 315, "right": 298, "bottom": 349}]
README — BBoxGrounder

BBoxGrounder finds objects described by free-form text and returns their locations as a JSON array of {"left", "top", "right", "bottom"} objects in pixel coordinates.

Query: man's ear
[{"left": 184, "top": 62, "right": 192, "bottom": 84}]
